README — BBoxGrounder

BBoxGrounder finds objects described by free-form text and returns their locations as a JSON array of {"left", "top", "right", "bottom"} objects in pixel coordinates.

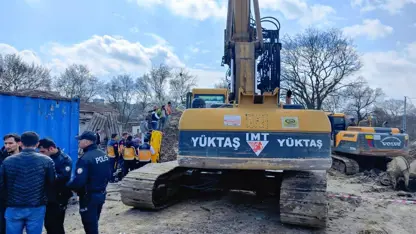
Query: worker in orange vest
[
  {"left": 137, "top": 137, "right": 155, "bottom": 168},
  {"left": 122, "top": 136, "right": 137, "bottom": 176}
]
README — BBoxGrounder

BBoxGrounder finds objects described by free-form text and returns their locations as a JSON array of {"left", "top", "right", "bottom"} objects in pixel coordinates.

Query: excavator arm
[{"left": 222, "top": 0, "right": 281, "bottom": 105}]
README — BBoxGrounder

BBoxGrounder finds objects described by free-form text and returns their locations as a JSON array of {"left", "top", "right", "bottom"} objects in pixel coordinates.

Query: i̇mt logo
[
  {"left": 246, "top": 133, "right": 269, "bottom": 156},
  {"left": 380, "top": 136, "right": 402, "bottom": 147}
]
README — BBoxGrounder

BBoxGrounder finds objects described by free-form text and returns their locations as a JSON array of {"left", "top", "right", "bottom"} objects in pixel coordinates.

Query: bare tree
[
  {"left": 214, "top": 76, "right": 230, "bottom": 89},
  {"left": 322, "top": 92, "right": 344, "bottom": 112},
  {"left": 54, "top": 64, "right": 103, "bottom": 101},
  {"left": 372, "top": 100, "right": 416, "bottom": 132},
  {"left": 343, "top": 77, "right": 384, "bottom": 121},
  {"left": 169, "top": 68, "right": 197, "bottom": 104},
  {"left": 136, "top": 75, "right": 152, "bottom": 111},
  {"left": 144, "top": 63, "right": 172, "bottom": 105},
  {"left": 378, "top": 98, "right": 414, "bottom": 118},
  {"left": 0, "top": 53, "right": 51, "bottom": 91},
  {"left": 104, "top": 74, "right": 138, "bottom": 127},
  {"left": 281, "top": 28, "right": 362, "bottom": 109}
]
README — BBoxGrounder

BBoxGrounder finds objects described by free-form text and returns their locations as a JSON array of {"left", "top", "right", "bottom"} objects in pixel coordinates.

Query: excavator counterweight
[{"left": 120, "top": 0, "right": 331, "bottom": 229}]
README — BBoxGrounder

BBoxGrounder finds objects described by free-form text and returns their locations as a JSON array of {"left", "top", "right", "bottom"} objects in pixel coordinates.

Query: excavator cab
[
  {"left": 185, "top": 88, "right": 229, "bottom": 109},
  {"left": 327, "top": 113, "right": 347, "bottom": 145}
]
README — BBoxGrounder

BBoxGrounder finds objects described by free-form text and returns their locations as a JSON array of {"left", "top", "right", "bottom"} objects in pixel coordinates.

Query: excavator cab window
[
  {"left": 193, "top": 94, "right": 225, "bottom": 105},
  {"left": 333, "top": 116, "right": 346, "bottom": 130}
]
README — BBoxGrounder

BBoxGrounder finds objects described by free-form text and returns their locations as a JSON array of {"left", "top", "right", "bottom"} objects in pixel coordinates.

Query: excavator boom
[{"left": 223, "top": 0, "right": 282, "bottom": 106}]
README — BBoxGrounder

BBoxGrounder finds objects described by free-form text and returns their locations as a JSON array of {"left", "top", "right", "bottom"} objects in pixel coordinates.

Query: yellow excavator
[
  {"left": 327, "top": 113, "right": 410, "bottom": 175},
  {"left": 120, "top": 0, "right": 332, "bottom": 228}
]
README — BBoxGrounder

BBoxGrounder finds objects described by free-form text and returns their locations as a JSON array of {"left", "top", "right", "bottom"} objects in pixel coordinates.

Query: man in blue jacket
[
  {"left": 68, "top": 131, "right": 111, "bottom": 234},
  {"left": 0, "top": 134, "right": 22, "bottom": 234},
  {"left": 0, "top": 131, "right": 56, "bottom": 234}
]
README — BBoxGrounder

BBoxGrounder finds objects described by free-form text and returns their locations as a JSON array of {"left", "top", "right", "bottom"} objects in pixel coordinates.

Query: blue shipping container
[{"left": 0, "top": 92, "right": 80, "bottom": 169}]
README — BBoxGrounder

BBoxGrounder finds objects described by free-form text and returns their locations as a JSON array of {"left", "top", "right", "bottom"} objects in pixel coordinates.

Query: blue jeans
[{"left": 5, "top": 206, "right": 46, "bottom": 234}]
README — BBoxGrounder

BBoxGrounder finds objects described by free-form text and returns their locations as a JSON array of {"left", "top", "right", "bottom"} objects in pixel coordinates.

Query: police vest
[
  {"left": 123, "top": 147, "right": 136, "bottom": 160},
  {"left": 138, "top": 144, "right": 152, "bottom": 162}
]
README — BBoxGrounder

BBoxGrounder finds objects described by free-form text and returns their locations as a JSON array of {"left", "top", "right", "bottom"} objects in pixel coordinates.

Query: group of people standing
[
  {"left": 0, "top": 130, "right": 111, "bottom": 234},
  {"left": 0, "top": 102, "right": 174, "bottom": 234},
  {"left": 106, "top": 131, "right": 156, "bottom": 182},
  {"left": 148, "top": 102, "right": 173, "bottom": 131}
]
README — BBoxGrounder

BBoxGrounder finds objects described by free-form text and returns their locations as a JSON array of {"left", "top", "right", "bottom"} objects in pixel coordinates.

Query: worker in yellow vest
[
  {"left": 122, "top": 136, "right": 137, "bottom": 176},
  {"left": 106, "top": 133, "right": 119, "bottom": 183},
  {"left": 137, "top": 137, "right": 155, "bottom": 168}
]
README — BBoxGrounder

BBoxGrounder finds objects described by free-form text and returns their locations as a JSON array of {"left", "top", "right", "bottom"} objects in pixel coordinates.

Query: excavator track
[
  {"left": 279, "top": 170, "right": 328, "bottom": 229},
  {"left": 119, "top": 161, "right": 185, "bottom": 210},
  {"left": 331, "top": 154, "right": 360, "bottom": 175}
]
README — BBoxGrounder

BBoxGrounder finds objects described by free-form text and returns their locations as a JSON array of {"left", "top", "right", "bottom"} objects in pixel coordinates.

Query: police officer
[
  {"left": 38, "top": 138, "right": 73, "bottom": 234},
  {"left": 68, "top": 131, "right": 111, "bottom": 234},
  {"left": 106, "top": 133, "right": 119, "bottom": 183}
]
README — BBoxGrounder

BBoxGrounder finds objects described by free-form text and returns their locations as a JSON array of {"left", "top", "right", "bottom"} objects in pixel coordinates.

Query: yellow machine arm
[{"left": 222, "top": 0, "right": 281, "bottom": 106}]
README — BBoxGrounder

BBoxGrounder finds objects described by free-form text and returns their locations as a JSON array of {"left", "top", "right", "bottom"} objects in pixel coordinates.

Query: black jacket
[
  {"left": 0, "top": 148, "right": 56, "bottom": 208},
  {"left": 0, "top": 147, "right": 6, "bottom": 165},
  {"left": 0, "top": 146, "right": 22, "bottom": 165},
  {"left": 68, "top": 144, "right": 111, "bottom": 196},
  {"left": 49, "top": 148, "right": 73, "bottom": 204}
]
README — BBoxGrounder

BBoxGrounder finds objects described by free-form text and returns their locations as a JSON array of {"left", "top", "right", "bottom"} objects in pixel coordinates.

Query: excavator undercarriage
[
  {"left": 120, "top": 161, "right": 329, "bottom": 228},
  {"left": 331, "top": 154, "right": 360, "bottom": 175}
]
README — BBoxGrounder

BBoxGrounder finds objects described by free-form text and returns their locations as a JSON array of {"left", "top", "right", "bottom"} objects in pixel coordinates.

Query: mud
[
  {"left": 58, "top": 170, "right": 415, "bottom": 234},
  {"left": 159, "top": 111, "right": 181, "bottom": 162}
]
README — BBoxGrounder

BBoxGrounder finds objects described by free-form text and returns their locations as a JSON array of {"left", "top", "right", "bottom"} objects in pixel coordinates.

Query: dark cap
[{"left": 76, "top": 131, "right": 97, "bottom": 142}]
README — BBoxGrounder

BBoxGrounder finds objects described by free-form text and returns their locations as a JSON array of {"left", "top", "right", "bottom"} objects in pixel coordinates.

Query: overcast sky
[{"left": 0, "top": 0, "right": 415, "bottom": 99}]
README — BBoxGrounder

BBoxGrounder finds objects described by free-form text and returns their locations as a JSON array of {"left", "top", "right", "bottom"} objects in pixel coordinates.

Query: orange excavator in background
[{"left": 120, "top": 0, "right": 332, "bottom": 228}]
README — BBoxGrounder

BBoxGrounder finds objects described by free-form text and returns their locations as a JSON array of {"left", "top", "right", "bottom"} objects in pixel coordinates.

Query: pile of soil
[{"left": 160, "top": 111, "right": 182, "bottom": 162}]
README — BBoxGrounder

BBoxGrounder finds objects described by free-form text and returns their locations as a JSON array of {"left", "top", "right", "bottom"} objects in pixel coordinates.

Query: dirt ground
[
  {"left": 57, "top": 112, "right": 416, "bottom": 233},
  {"left": 59, "top": 169, "right": 415, "bottom": 234}
]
